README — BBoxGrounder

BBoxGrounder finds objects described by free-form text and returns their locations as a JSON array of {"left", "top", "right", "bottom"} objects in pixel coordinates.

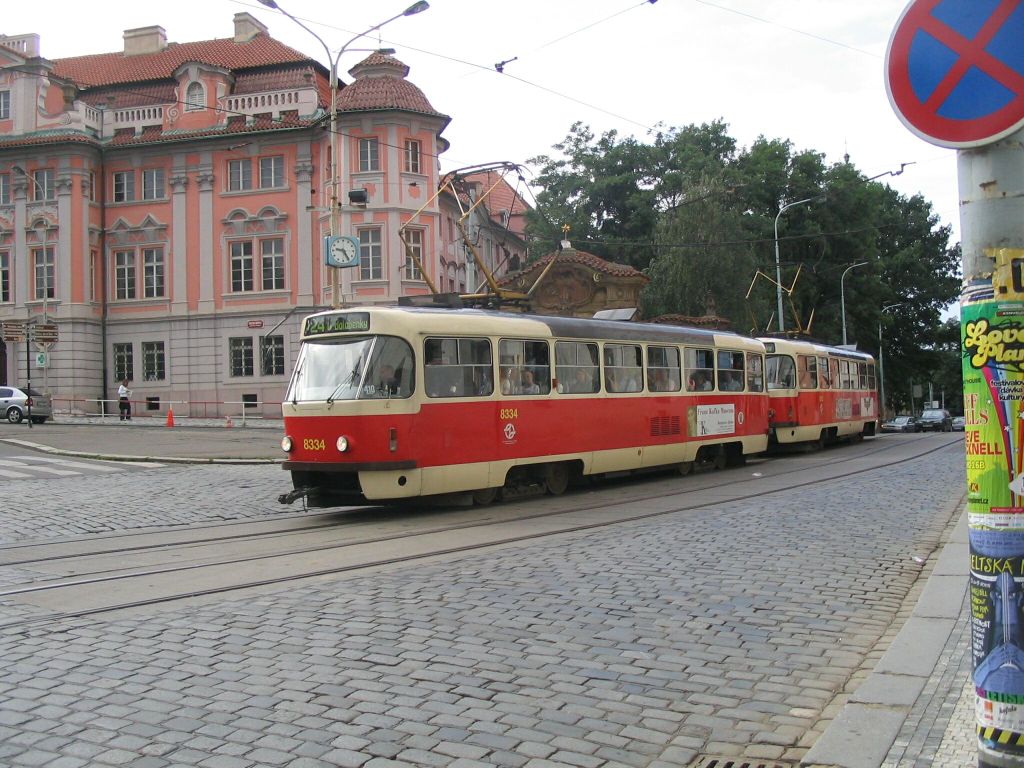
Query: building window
[
  {"left": 227, "top": 159, "right": 252, "bottom": 192},
  {"left": 358, "top": 137, "right": 379, "bottom": 172},
  {"left": 113, "top": 171, "right": 135, "bottom": 203},
  {"left": 142, "top": 341, "right": 166, "bottom": 381},
  {"left": 404, "top": 139, "right": 421, "bottom": 173},
  {"left": 33, "top": 247, "right": 55, "bottom": 300},
  {"left": 0, "top": 252, "right": 9, "bottom": 302},
  {"left": 403, "top": 229, "right": 423, "bottom": 280},
  {"left": 33, "top": 170, "right": 54, "bottom": 201},
  {"left": 230, "top": 241, "right": 254, "bottom": 292},
  {"left": 142, "top": 168, "right": 165, "bottom": 200},
  {"left": 143, "top": 248, "right": 164, "bottom": 298},
  {"left": 0, "top": 91, "right": 9, "bottom": 120},
  {"left": 90, "top": 250, "right": 97, "bottom": 302},
  {"left": 259, "top": 156, "right": 285, "bottom": 189},
  {"left": 230, "top": 337, "right": 254, "bottom": 377},
  {"left": 260, "top": 335, "right": 285, "bottom": 376},
  {"left": 185, "top": 81, "right": 205, "bottom": 111},
  {"left": 115, "top": 250, "right": 136, "bottom": 300},
  {"left": 113, "top": 342, "right": 134, "bottom": 382},
  {"left": 0, "top": 173, "right": 9, "bottom": 205},
  {"left": 261, "top": 239, "right": 285, "bottom": 290},
  {"left": 358, "top": 228, "right": 382, "bottom": 280},
  {"left": 88, "top": 172, "right": 96, "bottom": 202}
]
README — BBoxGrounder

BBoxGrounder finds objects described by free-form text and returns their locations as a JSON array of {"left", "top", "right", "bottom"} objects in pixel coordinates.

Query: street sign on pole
[
  {"left": 1, "top": 320, "right": 26, "bottom": 342},
  {"left": 32, "top": 323, "right": 58, "bottom": 343},
  {"left": 886, "top": 0, "right": 1024, "bottom": 148}
]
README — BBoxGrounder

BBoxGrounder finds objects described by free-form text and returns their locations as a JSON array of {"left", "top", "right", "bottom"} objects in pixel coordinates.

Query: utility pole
[{"left": 887, "top": 2, "right": 1024, "bottom": 765}]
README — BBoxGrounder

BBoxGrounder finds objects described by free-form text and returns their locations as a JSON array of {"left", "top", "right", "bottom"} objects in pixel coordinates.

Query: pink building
[{"left": 0, "top": 13, "right": 522, "bottom": 417}]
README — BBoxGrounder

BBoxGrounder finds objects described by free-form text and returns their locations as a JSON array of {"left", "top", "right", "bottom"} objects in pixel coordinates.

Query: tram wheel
[
  {"left": 472, "top": 488, "right": 498, "bottom": 506},
  {"left": 677, "top": 461, "right": 693, "bottom": 476},
  {"left": 712, "top": 450, "right": 727, "bottom": 471},
  {"left": 544, "top": 464, "right": 570, "bottom": 496}
]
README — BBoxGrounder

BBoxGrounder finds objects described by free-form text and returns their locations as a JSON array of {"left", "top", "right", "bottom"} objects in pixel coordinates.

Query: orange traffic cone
[
  {"left": 166, "top": 407, "right": 175, "bottom": 428},
  {"left": 224, "top": 415, "right": 234, "bottom": 428}
]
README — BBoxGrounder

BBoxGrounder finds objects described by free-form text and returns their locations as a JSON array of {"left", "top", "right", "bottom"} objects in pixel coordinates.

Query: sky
[{"left": 3, "top": 0, "right": 963, "bottom": 243}]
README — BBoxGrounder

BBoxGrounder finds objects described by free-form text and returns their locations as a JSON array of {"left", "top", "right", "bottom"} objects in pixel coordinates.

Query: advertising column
[{"left": 886, "top": 0, "right": 1024, "bottom": 764}]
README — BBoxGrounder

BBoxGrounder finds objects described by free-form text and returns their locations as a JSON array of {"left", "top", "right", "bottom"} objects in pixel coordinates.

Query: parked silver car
[{"left": 1, "top": 386, "right": 53, "bottom": 424}]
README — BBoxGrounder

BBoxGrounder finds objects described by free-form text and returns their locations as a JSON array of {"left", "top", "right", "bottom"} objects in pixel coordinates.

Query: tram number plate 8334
[
  {"left": 303, "top": 438, "right": 326, "bottom": 451},
  {"left": 499, "top": 408, "right": 519, "bottom": 420}
]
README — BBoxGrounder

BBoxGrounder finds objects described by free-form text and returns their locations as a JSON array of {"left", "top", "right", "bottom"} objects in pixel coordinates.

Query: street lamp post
[
  {"left": 258, "top": 0, "right": 429, "bottom": 309},
  {"left": 840, "top": 261, "right": 868, "bottom": 346},
  {"left": 773, "top": 196, "right": 823, "bottom": 333},
  {"left": 878, "top": 303, "right": 903, "bottom": 418}
]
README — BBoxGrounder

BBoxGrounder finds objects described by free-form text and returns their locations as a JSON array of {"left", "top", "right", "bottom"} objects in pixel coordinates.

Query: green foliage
[{"left": 526, "top": 121, "right": 962, "bottom": 400}]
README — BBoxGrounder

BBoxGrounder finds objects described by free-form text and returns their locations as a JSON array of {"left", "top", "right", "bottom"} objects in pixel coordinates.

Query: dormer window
[{"left": 185, "top": 81, "right": 205, "bottom": 111}]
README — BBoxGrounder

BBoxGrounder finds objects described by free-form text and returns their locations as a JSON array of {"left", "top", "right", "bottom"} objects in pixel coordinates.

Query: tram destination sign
[{"left": 304, "top": 312, "right": 370, "bottom": 337}]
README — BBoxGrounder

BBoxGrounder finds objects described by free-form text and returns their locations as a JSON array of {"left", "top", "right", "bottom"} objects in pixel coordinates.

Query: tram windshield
[
  {"left": 765, "top": 354, "right": 797, "bottom": 390},
  {"left": 286, "top": 336, "right": 414, "bottom": 402}
]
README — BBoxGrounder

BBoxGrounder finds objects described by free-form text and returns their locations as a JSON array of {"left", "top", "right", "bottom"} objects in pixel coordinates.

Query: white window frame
[
  {"left": 403, "top": 229, "right": 424, "bottom": 280},
  {"left": 0, "top": 91, "right": 10, "bottom": 120},
  {"left": 227, "top": 159, "right": 252, "bottom": 192},
  {"left": 358, "top": 137, "right": 379, "bottom": 172},
  {"left": 230, "top": 241, "right": 254, "bottom": 292},
  {"left": 259, "top": 156, "right": 285, "bottom": 189},
  {"left": 32, "top": 246, "right": 55, "bottom": 300},
  {"left": 142, "top": 341, "right": 166, "bottom": 382},
  {"left": 143, "top": 248, "right": 164, "bottom": 298},
  {"left": 115, "top": 250, "right": 136, "bottom": 300},
  {"left": 358, "top": 227, "right": 382, "bottom": 281},
  {"left": 33, "top": 169, "right": 54, "bottom": 201},
  {"left": 403, "top": 139, "right": 421, "bottom": 174},
  {"left": 113, "top": 171, "right": 135, "bottom": 203},
  {"left": 260, "top": 238, "right": 285, "bottom": 290},
  {"left": 185, "top": 81, "right": 205, "bottom": 111},
  {"left": 229, "top": 337, "right": 254, "bottom": 377},
  {"left": 0, "top": 173, "right": 9, "bottom": 205},
  {"left": 142, "top": 168, "right": 165, "bottom": 200},
  {"left": 0, "top": 251, "right": 10, "bottom": 303}
]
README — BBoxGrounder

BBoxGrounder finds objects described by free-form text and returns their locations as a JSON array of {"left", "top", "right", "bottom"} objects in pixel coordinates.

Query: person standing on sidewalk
[{"left": 118, "top": 379, "right": 132, "bottom": 421}]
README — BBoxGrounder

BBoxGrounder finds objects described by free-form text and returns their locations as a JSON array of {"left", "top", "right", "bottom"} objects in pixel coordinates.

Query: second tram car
[
  {"left": 280, "top": 307, "right": 772, "bottom": 506},
  {"left": 760, "top": 337, "right": 879, "bottom": 447}
]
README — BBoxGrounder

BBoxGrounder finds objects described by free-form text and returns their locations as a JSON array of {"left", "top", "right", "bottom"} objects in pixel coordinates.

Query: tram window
[
  {"left": 424, "top": 337, "right": 492, "bottom": 398},
  {"left": 746, "top": 352, "right": 764, "bottom": 392},
  {"left": 858, "top": 362, "right": 868, "bottom": 390},
  {"left": 556, "top": 341, "right": 599, "bottom": 394},
  {"left": 840, "top": 360, "right": 853, "bottom": 389},
  {"left": 646, "top": 346, "right": 680, "bottom": 392},
  {"left": 360, "top": 336, "right": 415, "bottom": 399},
  {"left": 605, "top": 344, "right": 643, "bottom": 392},
  {"left": 684, "top": 348, "right": 714, "bottom": 392},
  {"left": 717, "top": 350, "right": 745, "bottom": 391},
  {"left": 868, "top": 363, "right": 877, "bottom": 390},
  {"left": 817, "top": 356, "right": 830, "bottom": 388},
  {"left": 797, "top": 354, "right": 818, "bottom": 389},
  {"left": 499, "top": 339, "right": 550, "bottom": 396},
  {"left": 766, "top": 355, "right": 796, "bottom": 390},
  {"left": 830, "top": 358, "right": 840, "bottom": 390}
]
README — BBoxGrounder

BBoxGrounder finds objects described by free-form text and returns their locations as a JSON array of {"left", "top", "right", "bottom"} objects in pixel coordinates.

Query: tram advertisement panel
[{"left": 963, "top": 298, "right": 1024, "bottom": 741}]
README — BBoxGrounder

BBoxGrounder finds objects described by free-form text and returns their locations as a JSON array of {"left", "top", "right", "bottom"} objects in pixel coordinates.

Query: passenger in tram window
[
  {"left": 688, "top": 371, "right": 711, "bottom": 391},
  {"left": 719, "top": 370, "right": 742, "bottom": 391},
  {"left": 623, "top": 371, "right": 641, "bottom": 392},
  {"left": 377, "top": 364, "right": 400, "bottom": 396},
  {"left": 571, "top": 367, "right": 592, "bottom": 393},
  {"left": 501, "top": 367, "right": 520, "bottom": 395},
  {"left": 521, "top": 369, "right": 541, "bottom": 394}
]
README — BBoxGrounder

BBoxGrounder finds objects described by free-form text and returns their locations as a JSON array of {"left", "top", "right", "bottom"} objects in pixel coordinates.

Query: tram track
[{"left": 0, "top": 434, "right": 961, "bottom": 632}]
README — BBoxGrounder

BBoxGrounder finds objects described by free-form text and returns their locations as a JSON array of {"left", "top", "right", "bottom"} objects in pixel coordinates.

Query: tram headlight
[
  {"left": 281, "top": 436, "right": 293, "bottom": 452},
  {"left": 336, "top": 435, "right": 350, "bottom": 453}
]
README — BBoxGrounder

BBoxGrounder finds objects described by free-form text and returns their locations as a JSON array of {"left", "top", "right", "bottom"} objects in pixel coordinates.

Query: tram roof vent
[
  {"left": 398, "top": 293, "right": 464, "bottom": 309},
  {"left": 593, "top": 307, "right": 638, "bottom": 321}
]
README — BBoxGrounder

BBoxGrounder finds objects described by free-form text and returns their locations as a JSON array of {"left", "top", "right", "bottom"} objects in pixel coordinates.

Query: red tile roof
[
  {"left": 336, "top": 53, "right": 446, "bottom": 121},
  {"left": 52, "top": 35, "right": 312, "bottom": 88},
  {"left": 463, "top": 172, "right": 530, "bottom": 217},
  {"left": 499, "top": 248, "right": 648, "bottom": 287}
]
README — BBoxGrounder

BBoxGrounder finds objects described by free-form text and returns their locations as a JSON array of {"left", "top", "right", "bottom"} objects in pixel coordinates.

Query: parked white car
[{"left": 1, "top": 386, "right": 53, "bottom": 424}]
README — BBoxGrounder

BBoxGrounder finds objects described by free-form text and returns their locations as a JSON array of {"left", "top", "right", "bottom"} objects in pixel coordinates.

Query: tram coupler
[{"left": 278, "top": 487, "right": 312, "bottom": 505}]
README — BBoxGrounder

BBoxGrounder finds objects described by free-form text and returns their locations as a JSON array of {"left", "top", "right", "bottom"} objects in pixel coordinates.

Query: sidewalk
[
  {"left": 806, "top": 502, "right": 974, "bottom": 768},
  {"left": 0, "top": 413, "right": 284, "bottom": 463}
]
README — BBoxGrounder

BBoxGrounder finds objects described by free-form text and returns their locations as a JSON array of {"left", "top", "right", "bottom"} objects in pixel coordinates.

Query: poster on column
[{"left": 963, "top": 293, "right": 1024, "bottom": 738}]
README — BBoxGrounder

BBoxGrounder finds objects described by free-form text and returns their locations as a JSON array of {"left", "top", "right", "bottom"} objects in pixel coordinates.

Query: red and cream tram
[
  {"left": 280, "top": 306, "right": 771, "bottom": 506},
  {"left": 759, "top": 337, "right": 879, "bottom": 447}
]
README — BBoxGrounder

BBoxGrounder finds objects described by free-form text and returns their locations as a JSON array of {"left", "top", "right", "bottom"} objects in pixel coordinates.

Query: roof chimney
[
  {"left": 234, "top": 12, "right": 268, "bottom": 43},
  {"left": 123, "top": 26, "right": 167, "bottom": 56}
]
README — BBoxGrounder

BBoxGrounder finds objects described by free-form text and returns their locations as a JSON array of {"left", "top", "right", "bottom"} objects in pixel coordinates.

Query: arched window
[{"left": 185, "top": 82, "right": 205, "bottom": 111}]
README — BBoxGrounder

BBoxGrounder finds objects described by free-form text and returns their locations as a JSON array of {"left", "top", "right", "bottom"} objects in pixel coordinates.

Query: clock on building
[{"left": 325, "top": 235, "right": 360, "bottom": 267}]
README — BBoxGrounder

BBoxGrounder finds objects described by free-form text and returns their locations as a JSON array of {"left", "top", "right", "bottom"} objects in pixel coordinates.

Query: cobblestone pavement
[
  {"left": 0, "top": 445, "right": 965, "bottom": 767},
  {"left": 0, "top": 463, "right": 289, "bottom": 544}
]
